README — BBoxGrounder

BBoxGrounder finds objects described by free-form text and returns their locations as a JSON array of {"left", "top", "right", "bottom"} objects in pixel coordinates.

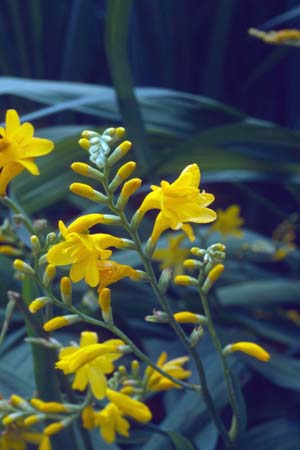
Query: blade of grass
[{"left": 105, "top": 0, "right": 151, "bottom": 171}]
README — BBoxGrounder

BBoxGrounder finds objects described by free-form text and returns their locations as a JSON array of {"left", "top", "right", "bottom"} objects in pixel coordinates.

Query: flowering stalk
[{"left": 92, "top": 163, "right": 232, "bottom": 445}]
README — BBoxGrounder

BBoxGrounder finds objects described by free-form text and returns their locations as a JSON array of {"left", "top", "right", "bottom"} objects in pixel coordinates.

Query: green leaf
[
  {"left": 217, "top": 280, "right": 300, "bottom": 307},
  {"left": 165, "top": 431, "right": 196, "bottom": 450}
]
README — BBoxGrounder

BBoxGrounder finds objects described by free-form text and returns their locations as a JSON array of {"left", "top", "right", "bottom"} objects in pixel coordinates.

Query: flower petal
[{"left": 5, "top": 109, "right": 20, "bottom": 137}]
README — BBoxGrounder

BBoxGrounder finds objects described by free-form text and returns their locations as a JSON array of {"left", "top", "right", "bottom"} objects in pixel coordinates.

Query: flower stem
[
  {"left": 198, "top": 286, "right": 240, "bottom": 442},
  {"left": 0, "top": 196, "right": 36, "bottom": 235}
]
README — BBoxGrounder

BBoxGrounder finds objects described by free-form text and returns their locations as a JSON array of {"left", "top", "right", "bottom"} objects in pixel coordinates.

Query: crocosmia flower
[
  {"left": 0, "top": 109, "right": 54, "bottom": 195},
  {"left": 56, "top": 331, "right": 124, "bottom": 399},
  {"left": 138, "top": 164, "right": 216, "bottom": 242},
  {"left": 47, "top": 214, "right": 124, "bottom": 287}
]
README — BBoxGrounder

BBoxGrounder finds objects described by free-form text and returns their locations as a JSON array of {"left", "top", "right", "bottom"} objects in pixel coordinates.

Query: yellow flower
[
  {"left": 211, "top": 205, "right": 244, "bottom": 237},
  {"left": 97, "top": 259, "right": 141, "bottom": 292},
  {"left": 145, "top": 352, "right": 191, "bottom": 391},
  {"left": 55, "top": 331, "right": 124, "bottom": 399},
  {"left": 153, "top": 233, "right": 190, "bottom": 276},
  {"left": 47, "top": 215, "right": 124, "bottom": 287},
  {"left": 0, "top": 423, "right": 51, "bottom": 450},
  {"left": 249, "top": 28, "right": 300, "bottom": 46},
  {"left": 138, "top": 164, "right": 216, "bottom": 242},
  {"left": 82, "top": 391, "right": 152, "bottom": 444},
  {"left": 0, "top": 109, "right": 54, "bottom": 195},
  {"left": 93, "top": 403, "right": 130, "bottom": 444}
]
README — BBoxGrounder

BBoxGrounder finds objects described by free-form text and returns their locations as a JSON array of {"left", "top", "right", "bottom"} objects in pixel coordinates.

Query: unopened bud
[
  {"left": 108, "top": 140, "right": 132, "bottom": 166},
  {"left": 29, "top": 297, "right": 52, "bottom": 314},
  {"left": 71, "top": 162, "right": 103, "bottom": 182},
  {"left": 145, "top": 310, "right": 169, "bottom": 323},
  {"left": 98, "top": 288, "right": 113, "bottom": 324},
  {"left": 223, "top": 342, "right": 270, "bottom": 362},
  {"left": 174, "top": 275, "right": 198, "bottom": 287},
  {"left": 202, "top": 264, "right": 224, "bottom": 293},
  {"left": 13, "top": 259, "right": 35, "bottom": 276},
  {"left": 130, "top": 209, "right": 145, "bottom": 230},
  {"left": 60, "top": 277, "right": 72, "bottom": 305},
  {"left": 158, "top": 268, "right": 172, "bottom": 293},
  {"left": 78, "top": 138, "right": 91, "bottom": 150},
  {"left": 45, "top": 232, "right": 57, "bottom": 246},
  {"left": 131, "top": 360, "right": 140, "bottom": 377},
  {"left": 43, "top": 264, "right": 56, "bottom": 286},
  {"left": 183, "top": 259, "right": 202, "bottom": 270},
  {"left": 2, "top": 411, "right": 23, "bottom": 426},
  {"left": 173, "top": 311, "right": 207, "bottom": 324},
  {"left": 109, "top": 161, "right": 136, "bottom": 192},
  {"left": 24, "top": 414, "right": 45, "bottom": 427},
  {"left": 70, "top": 183, "right": 107, "bottom": 204},
  {"left": 43, "top": 315, "right": 80, "bottom": 332},
  {"left": 189, "top": 326, "right": 204, "bottom": 347},
  {"left": 190, "top": 247, "right": 206, "bottom": 258}
]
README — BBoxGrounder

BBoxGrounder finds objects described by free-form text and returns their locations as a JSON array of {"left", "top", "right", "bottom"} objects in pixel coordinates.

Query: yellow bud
[
  {"left": 60, "top": 277, "right": 72, "bottom": 305},
  {"left": 183, "top": 259, "right": 202, "bottom": 270},
  {"left": 29, "top": 297, "right": 52, "bottom": 314},
  {"left": 108, "top": 140, "right": 132, "bottom": 166},
  {"left": 13, "top": 259, "right": 35, "bottom": 276},
  {"left": 24, "top": 414, "right": 43, "bottom": 427},
  {"left": 98, "top": 288, "right": 111, "bottom": 313},
  {"left": 121, "top": 178, "right": 141, "bottom": 198},
  {"left": 31, "top": 398, "right": 68, "bottom": 413},
  {"left": 173, "top": 311, "right": 205, "bottom": 324},
  {"left": 78, "top": 138, "right": 90, "bottom": 150},
  {"left": 30, "top": 235, "right": 41, "bottom": 253},
  {"left": 98, "top": 288, "right": 112, "bottom": 323},
  {"left": 224, "top": 342, "right": 271, "bottom": 362},
  {"left": 202, "top": 263, "right": 224, "bottom": 293},
  {"left": 0, "top": 245, "right": 21, "bottom": 256},
  {"left": 71, "top": 162, "right": 89, "bottom": 175},
  {"left": 43, "top": 264, "right": 56, "bottom": 286},
  {"left": 71, "top": 162, "right": 103, "bottom": 181},
  {"left": 120, "top": 386, "right": 136, "bottom": 395},
  {"left": 174, "top": 275, "right": 198, "bottom": 286},
  {"left": 70, "top": 183, "right": 107, "bottom": 203},
  {"left": 208, "top": 264, "right": 224, "bottom": 283},
  {"left": 10, "top": 395, "right": 27, "bottom": 408},
  {"left": 44, "top": 421, "right": 64, "bottom": 436},
  {"left": 117, "top": 161, "right": 136, "bottom": 180},
  {"left": 43, "top": 314, "right": 80, "bottom": 332},
  {"left": 2, "top": 412, "right": 23, "bottom": 426},
  {"left": 131, "top": 360, "right": 139, "bottom": 376}
]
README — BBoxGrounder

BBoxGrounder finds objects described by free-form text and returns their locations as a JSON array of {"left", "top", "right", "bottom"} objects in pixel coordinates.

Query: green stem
[
  {"left": 0, "top": 196, "right": 36, "bottom": 235},
  {"left": 198, "top": 287, "right": 240, "bottom": 442}
]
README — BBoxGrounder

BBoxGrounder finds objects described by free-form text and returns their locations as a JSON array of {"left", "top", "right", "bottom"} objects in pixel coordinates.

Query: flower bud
[
  {"left": 189, "top": 326, "right": 204, "bottom": 347},
  {"left": 24, "top": 414, "right": 44, "bottom": 427},
  {"left": 60, "top": 277, "right": 72, "bottom": 305},
  {"left": 78, "top": 138, "right": 91, "bottom": 150},
  {"left": 202, "top": 264, "right": 224, "bottom": 293},
  {"left": 173, "top": 311, "right": 207, "bottom": 324},
  {"left": 183, "top": 259, "right": 202, "bottom": 270},
  {"left": 43, "top": 421, "right": 64, "bottom": 436},
  {"left": 13, "top": 259, "right": 35, "bottom": 276},
  {"left": 71, "top": 162, "right": 103, "bottom": 181},
  {"left": 45, "top": 232, "right": 57, "bottom": 246},
  {"left": 223, "top": 342, "right": 270, "bottom": 362},
  {"left": 145, "top": 310, "right": 169, "bottom": 323},
  {"left": 29, "top": 297, "right": 52, "bottom": 314},
  {"left": 70, "top": 183, "right": 108, "bottom": 204},
  {"left": 43, "top": 264, "right": 56, "bottom": 286},
  {"left": 131, "top": 360, "right": 140, "bottom": 377},
  {"left": 174, "top": 275, "right": 198, "bottom": 287},
  {"left": 117, "top": 178, "right": 142, "bottom": 210},
  {"left": 43, "top": 315, "right": 80, "bottom": 332},
  {"left": 109, "top": 161, "right": 137, "bottom": 193},
  {"left": 98, "top": 288, "right": 113, "bottom": 324},
  {"left": 30, "top": 235, "right": 41, "bottom": 254},
  {"left": 158, "top": 268, "right": 172, "bottom": 293},
  {"left": 2, "top": 412, "right": 23, "bottom": 426},
  {"left": 108, "top": 140, "right": 132, "bottom": 166}
]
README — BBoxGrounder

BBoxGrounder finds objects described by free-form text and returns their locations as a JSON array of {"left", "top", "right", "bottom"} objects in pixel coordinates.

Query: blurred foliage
[{"left": 0, "top": 0, "right": 300, "bottom": 449}]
